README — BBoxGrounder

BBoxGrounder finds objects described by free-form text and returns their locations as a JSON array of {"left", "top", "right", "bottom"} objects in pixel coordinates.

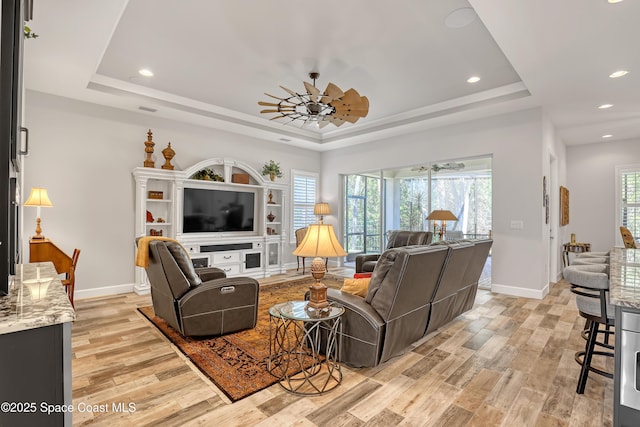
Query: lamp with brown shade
[
  {"left": 292, "top": 223, "right": 347, "bottom": 312},
  {"left": 427, "top": 209, "right": 458, "bottom": 241}
]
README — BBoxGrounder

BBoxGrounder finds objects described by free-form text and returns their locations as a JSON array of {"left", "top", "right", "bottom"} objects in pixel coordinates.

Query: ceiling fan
[
  {"left": 258, "top": 72, "right": 369, "bottom": 128},
  {"left": 411, "top": 162, "right": 466, "bottom": 172}
]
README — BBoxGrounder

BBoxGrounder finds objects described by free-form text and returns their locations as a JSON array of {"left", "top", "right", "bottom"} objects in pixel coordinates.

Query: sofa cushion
[
  {"left": 166, "top": 242, "right": 202, "bottom": 287},
  {"left": 365, "top": 249, "right": 398, "bottom": 304},
  {"left": 341, "top": 278, "right": 371, "bottom": 297},
  {"left": 386, "top": 230, "right": 432, "bottom": 250},
  {"left": 361, "top": 260, "right": 378, "bottom": 273}
]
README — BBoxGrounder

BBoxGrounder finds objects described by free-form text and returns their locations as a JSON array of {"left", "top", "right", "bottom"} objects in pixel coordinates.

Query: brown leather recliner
[
  {"left": 144, "top": 240, "right": 259, "bottom": 337},
  {"left": 355, "top": 230, "right": 433, "bottom": 273}
]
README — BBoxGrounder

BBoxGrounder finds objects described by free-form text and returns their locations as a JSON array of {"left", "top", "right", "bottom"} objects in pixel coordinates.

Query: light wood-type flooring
[{"left": 71, "top": 269, "right": 613, "bottom": 426}]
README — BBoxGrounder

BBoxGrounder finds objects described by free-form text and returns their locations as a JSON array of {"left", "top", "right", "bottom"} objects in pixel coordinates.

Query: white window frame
[
  {"left": 615, "top": 164, "right": 640, "bottom": 246},
  {"left": 291, "top": 169, "right": 319, "bottom": 244}
]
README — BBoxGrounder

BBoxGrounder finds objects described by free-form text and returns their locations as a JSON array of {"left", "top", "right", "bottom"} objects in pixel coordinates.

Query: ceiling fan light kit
[{"left": 259, "top": 72, "right": 369, "bottom": 128}]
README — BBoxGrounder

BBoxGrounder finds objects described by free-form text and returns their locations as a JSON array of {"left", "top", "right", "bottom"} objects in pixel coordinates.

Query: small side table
[
  {"left": 563, "top": 242, "right": 591, "bottom": 267},
  {"left": 268, "top": 300, "right": 344, "bottom": 395}
]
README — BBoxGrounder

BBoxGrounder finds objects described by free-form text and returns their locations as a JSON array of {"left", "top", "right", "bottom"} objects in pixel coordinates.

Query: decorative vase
[
  {"left": 267, "top": 211, "right": 276, "bottom": 222},
  {"left": 161, "top": 142, "right": 175, "bottom": 170},
  {"left": 143, "top": 129, "right": 155, "bottom": 168},
  {"left": 267, "top": 190, "right": 275, "bottom": 204},
  {"left": 269, "top": 172, "right": 276, "bottom": 181}
]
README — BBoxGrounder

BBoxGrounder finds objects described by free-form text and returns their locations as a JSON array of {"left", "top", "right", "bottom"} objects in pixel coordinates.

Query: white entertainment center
[{"left": 133, "top": 158, "right": 288, "bottom": 294}]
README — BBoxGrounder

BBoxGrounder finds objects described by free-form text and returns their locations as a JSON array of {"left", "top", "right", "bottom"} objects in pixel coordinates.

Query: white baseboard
[
  {"left": 491, "top": 282, "right": 549, "bottom": 300},
  {"left": 75, "top": 283, "right": 136, "bottom": 300}
]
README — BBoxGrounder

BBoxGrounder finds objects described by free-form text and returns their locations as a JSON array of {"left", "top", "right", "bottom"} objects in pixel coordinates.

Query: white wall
[
  {"left": 567, "top": 138, "right": 640, "bottom": 251},
  {"left": 23, "top": 91, "right": 320, "bottom": 298},
  {"left": 321, "top": 108, "right": 551, "bottom": 298},
  {"left": 542, "top": 112, "right": 568, "bottom": 282},
  {"left": 24, "top": 90, "right": 579, "bottom": 299}
]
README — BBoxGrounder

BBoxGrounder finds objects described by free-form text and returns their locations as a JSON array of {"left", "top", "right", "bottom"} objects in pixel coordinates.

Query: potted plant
[
  {"left": 190, "top": 168, "right": 224, "bottom": 182},
  {"left": 261, "top": 160, "right": 283, "bottom": 181}
]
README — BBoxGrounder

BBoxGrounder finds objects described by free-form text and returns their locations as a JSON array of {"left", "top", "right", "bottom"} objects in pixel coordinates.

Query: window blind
[
  {"left": 292, "top": 172, "right": 318, "bottom": 236},
  {"left": 621, "top": 170, "right": 640, "bottom": 238}
]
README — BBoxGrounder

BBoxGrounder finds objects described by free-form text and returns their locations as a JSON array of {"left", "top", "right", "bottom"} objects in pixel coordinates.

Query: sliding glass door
[
  {"left": 343, "top": 174, "right": 382, "bottom": 261},
  {"left": 343, "top": 155, "right": 492, "bottom": 253}
]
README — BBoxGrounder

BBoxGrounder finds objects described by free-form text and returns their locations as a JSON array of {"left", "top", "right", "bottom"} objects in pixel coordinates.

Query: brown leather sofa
[
  {"left": 355, "top": 230, "right": 433, "bottom": 273},
  {"left": 144, "top": 240, "right": 259, "bottom": 337},
  {"left": 324, "top": 238, "right": 492, "bottom": 367}
]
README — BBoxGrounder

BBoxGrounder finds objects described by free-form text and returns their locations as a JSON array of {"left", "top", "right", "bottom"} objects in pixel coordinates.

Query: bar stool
[
  {"left": 571, "top": 256, "right": 609, "bottom": 265},
  {"left": 563, "top": 263, "right": 613, "bottom": 394},
  {"left": 577, "top": 251, "right": 610, "bottom": 258}
]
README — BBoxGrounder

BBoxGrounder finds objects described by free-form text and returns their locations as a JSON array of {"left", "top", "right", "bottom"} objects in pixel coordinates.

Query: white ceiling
[{"left": 23, "top": 0, "right": 640, "bottom": 151}]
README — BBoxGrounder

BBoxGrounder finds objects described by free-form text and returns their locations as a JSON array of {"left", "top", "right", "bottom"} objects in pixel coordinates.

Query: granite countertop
[
  {"left": 609, "top": 247, "right": 640, "bottom": 308},
  {"left": 0, "top": 262, "right": 76, "bottom": 335}
]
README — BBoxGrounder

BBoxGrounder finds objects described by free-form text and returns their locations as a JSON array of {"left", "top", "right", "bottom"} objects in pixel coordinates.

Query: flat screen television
[{"left": 183, "top": 187, "right": 256, "bottom": 233}]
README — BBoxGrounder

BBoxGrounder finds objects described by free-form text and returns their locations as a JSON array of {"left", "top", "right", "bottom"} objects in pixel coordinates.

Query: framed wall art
[{"left": 560, "top": 186, "right": 569, "bottom": 226}]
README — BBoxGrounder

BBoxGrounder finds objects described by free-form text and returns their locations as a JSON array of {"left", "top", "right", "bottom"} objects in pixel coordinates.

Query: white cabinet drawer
[
  {"left": 217, "top": 264, "right": 241, "bottom": 275},
  {"left": 212, "top": 252, "right": 240, "bottom": 264}
]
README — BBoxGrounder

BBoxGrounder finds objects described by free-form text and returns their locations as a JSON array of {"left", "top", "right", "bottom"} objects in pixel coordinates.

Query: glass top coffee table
[{"left": 268, "top": 300, "right": 344, "bottom": 395}]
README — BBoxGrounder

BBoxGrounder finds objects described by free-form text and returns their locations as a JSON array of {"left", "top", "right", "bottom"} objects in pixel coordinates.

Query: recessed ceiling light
[
  {"left": 607, "top": 0, "right": 624, "bottom": 3},
  {"left": 445, "top": 7, "right": 477, "bottom": 29},
  {"left": 609, "top": 70, "right": 629, "bottom": 78},
  {"left": 602, "top": 134, "right": 613, "bottom": 138},
  {"left": 138, "top": 68, "right": 154, "bottom": 77},
  {"left": 467, "top": 76, "right": 481, "bottom": 83},
  {"left": 598, "top": 104, "right": 613, "bottom": 109}
]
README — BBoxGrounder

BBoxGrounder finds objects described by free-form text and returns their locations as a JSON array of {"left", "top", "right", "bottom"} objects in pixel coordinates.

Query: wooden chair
[
  {"left": 620, "top": 226, "right": 637, "bottom": 249},
  {"left": 294, "top": 226, "right": 329, "bottom": 274},
  {"left": 295, "top": 227, "right": 308, "bottom": 273},
  {"left": 61, "top": 249, "right": 80, "bottom": 307}
]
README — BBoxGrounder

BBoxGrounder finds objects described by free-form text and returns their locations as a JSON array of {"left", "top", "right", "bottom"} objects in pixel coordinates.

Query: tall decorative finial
[
  {"left": 144, "top": 129, "right": 155, "bottom": 168},
  {"left": 161, "top": 142, "right": 175, "bottom": 170}
]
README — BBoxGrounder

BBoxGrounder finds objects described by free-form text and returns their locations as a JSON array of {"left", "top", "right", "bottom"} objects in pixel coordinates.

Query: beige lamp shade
[
  {"left": 293, "top": 223, "right": 347, "bottom": 258},
  {"left": 426, "top": 209, "right": 457, "bottom": 221},
  {"left": 24, "top": 187, "right": 53, "bottom": 207},
  {"left": 24, "top": 187, "right": 53, "bottom": 240},
  {"left": 293, "top": 223, "right": 346, "bottom": 311},
  {"left": 313, "top": 202, "right": 331, "bottom": 216}
]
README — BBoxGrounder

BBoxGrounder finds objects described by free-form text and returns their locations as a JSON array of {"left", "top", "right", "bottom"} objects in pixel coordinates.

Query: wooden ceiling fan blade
[
  {"left": 303, "top": 81, "right": 320, "bottom": 102},
  {"left": 258, "top": 101, "right": 283, "bottom": 107},
  {"left": 324, "top": 82, "right": 344, "bottom": 100},
  {"left": 318, "top": 119, "right": 331, "bottom": 129},
  {"left": 340, "top": 88, "right": 361, "bottom": 104},
  {"left": 359, "top": 96, "right": 369, "bottom": 116},
  {"left": 333, "top": 108, "right": 369, "bottom": 118},
  {"left": 329, "top": 116, "right": 345, "bottom": 127},
  {"left": 333, "top": 114, "right": 359, "bottom": 123},
  {"left": 264, "top": 92, "right": 286, "bottom": 101},
  {"left": 260, "top": 108, "right": 294, "bottom": 114},
  {"left": 280, "top": 85, "right": 302, "bottom": 99}
]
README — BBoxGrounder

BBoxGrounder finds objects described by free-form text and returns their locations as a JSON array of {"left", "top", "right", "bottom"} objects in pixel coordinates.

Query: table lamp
[
  {"left": 24, "top": 187, "right": 53, "bottom": 240},
  {"left": 292, "top": 223, "right": 347, "bottom": 311},
  {"left": 427, "top": 209, "right": 457, "bottom": 240},
  {"left": 314, "top": 202, "right": 331, "bottom": 223}
]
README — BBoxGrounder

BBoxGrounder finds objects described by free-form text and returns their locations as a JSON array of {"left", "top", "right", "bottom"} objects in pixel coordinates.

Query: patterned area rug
[{"left": 138, "top": 276, "right": 343, "bottom": 402}]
